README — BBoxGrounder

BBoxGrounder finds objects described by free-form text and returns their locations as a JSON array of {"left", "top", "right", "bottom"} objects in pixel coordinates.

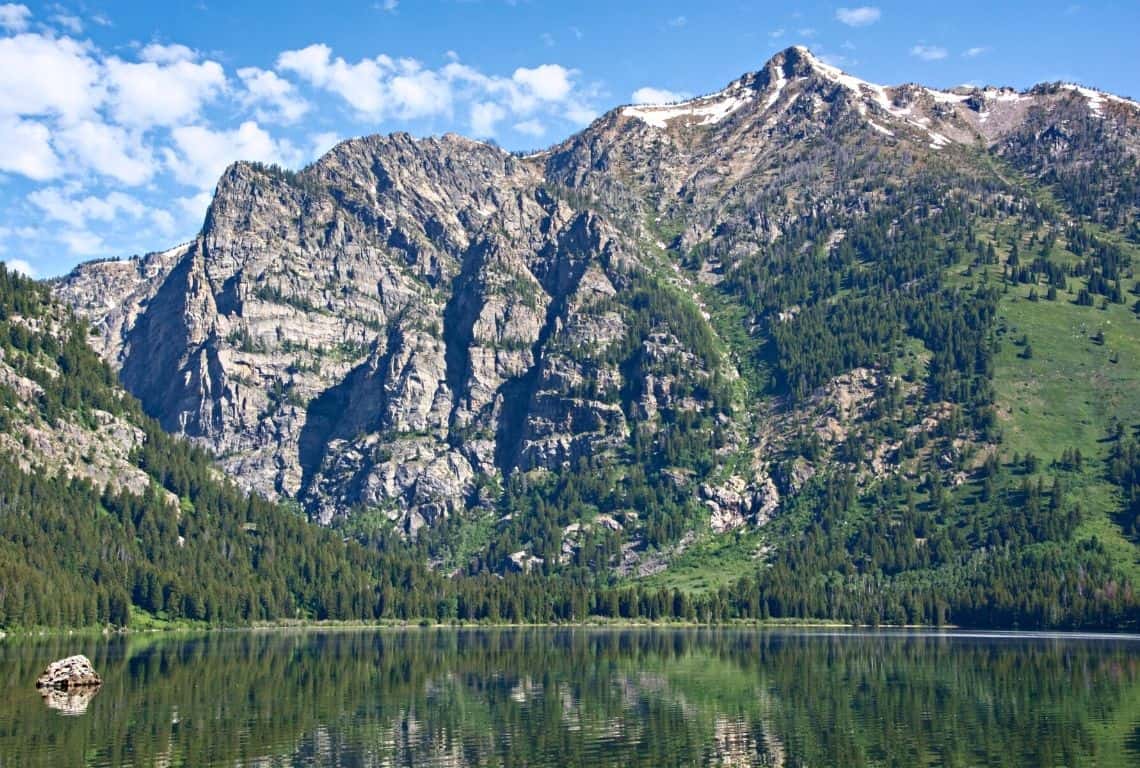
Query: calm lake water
[{"left": 1, "top": 628, "right": 1139, "bottom": 767}]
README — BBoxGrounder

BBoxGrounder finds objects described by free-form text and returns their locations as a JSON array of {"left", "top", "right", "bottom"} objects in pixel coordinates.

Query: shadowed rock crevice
[
  {"left": 119, "top": 246, "right": 202, "bottom": 435},
  {"left": 442, "top": 239, "right": 491, "bottom": 441},
  {"left": 298, "top": 326, "right": 399, "bottom": 502},
  {"left": 494, "top": 213, "right": 600, "bottom": 478}
]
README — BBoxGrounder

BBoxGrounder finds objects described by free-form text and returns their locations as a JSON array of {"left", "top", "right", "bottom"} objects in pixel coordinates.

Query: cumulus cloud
[
  {"left": 277, "top": 44, "right": 458, "bottom": 122},
  {"left": 176, "top": 190, "right": 214, "bottom": 224},
  {"left": 55, "top": 119, "right": 156, "bottom": 184},
  {"left": 164, "top": 120, "right": 301, "bottom": 190},
  {"left": 470, "top": 101, "right": 505, "bottom": 137},
  {"left": 963, "top": 46, "right": 988, "bottom": 58},
  {"left": 511, "top": 64, "right": 574, "bottom": 104},
  {"left": 0, "top": 3, "right": 30, "bottom": 32},
  {"left": 836, "top": 7, "right": 881, "bottom": 27},
  {"left": 105, "top": 55, "right": 226, "bottom": 128},
  {"left": 0, "top": 33, "right": 103, "bottom": 121},
  {"left": 387, "top": 64, "right": 452, "bottom": 119},
  {"left": 237, "top": 66, "right": 310, "bottom": 123},
  {"left": 29, "top": 186, "right": 147, "bottom": 228},
  {"left": 631, "top": 87, "right": 691, "bottom": 105},
  {"left": 309, "top": 131, "right": 340, "bottom": 158},
  {"left": 0, "top": 26, "right": 602, "bottom": 271},
  {"left": 513, "top": 119, "right": 545, "bottom": 137},
  {"left": 0, "top": 117, "right": 59, "bottom": 179},
  {"left": 277, "top": 44, "right": 595, "bottom": 138},
  {"left": 5, "top": 258, "right": 36, "bottom": 277},
  {"left": 58, "top": 229, "right": 105, "bottom": 257},
  {"left": 50, "top": 13, "right": 83, "bottom": 34},
  {"left": 150, "top": 208, "right": 177, "bottom": 236},
  {"left": 563, "top": 102, "right": 597, "bottom": 125},
  {"left": 910, "top": 44, "right": 948, "bottom": 61},
  {"left": 139, "top": 42, "right": 198, "bottom": 64},
  {"left": 277, "top": 44, "right": 394, "bottom": 118}
]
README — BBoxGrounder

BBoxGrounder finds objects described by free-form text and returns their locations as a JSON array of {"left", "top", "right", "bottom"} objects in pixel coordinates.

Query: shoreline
[{"left": 4, "top": 618, "right": 1140, "bottom": 641}]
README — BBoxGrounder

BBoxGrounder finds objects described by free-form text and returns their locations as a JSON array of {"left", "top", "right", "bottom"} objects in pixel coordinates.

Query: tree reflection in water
[{"left": 0, "top": 629, "right": 1138, "bottom": 767}]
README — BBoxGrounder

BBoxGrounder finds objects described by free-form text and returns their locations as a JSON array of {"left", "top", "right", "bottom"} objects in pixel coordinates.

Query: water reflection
[
  {"left": 39, "top": 683, "right": 102, "bottom": 716},
  {"left": 0, "top": 629, "right": 1137, "bottom": 767}
]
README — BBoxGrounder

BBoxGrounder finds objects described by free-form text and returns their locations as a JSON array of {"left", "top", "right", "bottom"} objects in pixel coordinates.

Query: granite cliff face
[{"left": 57, "top": 47, "right": 1140, "bottom": 545}]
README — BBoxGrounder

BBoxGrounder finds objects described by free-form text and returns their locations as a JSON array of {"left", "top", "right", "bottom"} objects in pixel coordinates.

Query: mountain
[
  {"left": 0, "top": 265, "right": 431, "bottom": 628},
  {"left": 51, "top": 47, "right": 1140, "bottom": 625}
]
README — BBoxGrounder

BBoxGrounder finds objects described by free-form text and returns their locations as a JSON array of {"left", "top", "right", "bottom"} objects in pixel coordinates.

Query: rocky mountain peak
[{"left": 54, "top": 45, "right": 1140, "bottom": 548}]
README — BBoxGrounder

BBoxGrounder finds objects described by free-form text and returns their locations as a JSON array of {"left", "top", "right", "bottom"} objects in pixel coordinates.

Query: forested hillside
[
  {"left": 0, "top": 266, "right": 430, "bottom": 628},
  {"left": 9, "top": 45, "right": 1140, "bottom": 630}
]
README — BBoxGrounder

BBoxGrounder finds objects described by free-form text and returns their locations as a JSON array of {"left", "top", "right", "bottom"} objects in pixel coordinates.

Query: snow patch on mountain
[{"left": 622, "top": 84, "right": 754, "bottom": 128}]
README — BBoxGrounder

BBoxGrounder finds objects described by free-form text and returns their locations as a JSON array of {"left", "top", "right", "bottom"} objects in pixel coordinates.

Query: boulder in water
[{"left": 35, "top": 655, "right": 102, "bottom": 690}]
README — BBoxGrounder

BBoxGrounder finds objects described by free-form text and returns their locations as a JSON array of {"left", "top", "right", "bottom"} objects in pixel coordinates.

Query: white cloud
[
  {"left": 563, "top": 101, "right": 596, "bottom": 125},
  {"left": 139, "top": 42, "right": 198, "bottom": 64},
  {"left": 58, "top": 229, "right": 105, "bottom": 256},
  {"left": 631, "top": 87, "right": 691, "bottom": 105},
  {"left": 511, "top": 64, "right": 574, "bottom": 105},
  {"left": 176, "top": 190, "right": 214, "bottom": 226},
  {"left": 836, "top": 7, "right": 881, "bottom": 27},
  {"left": 910, "top": 44, "right": 948, "bottom": 61},
  {"left": 278, "top": 44, "right": 395, "bottom": 119},
  {"left": 376, "top": 0, "right": 397, "bottom": 10},
  {"left": 769, "top": 28, "right": 786, "bottom": 39},
  {"left": 5, "top": 258, "right": 36, "bottom": 277},
  {"left": 470, "top": 101, "right": 505, "bottom": 136},
  {"left": 0, "top": 117, "right": 60, "bottom": 179},
  {"left": 0, "top": 33, "right": 606, "bottom": 272},
  {"left": 963, "top": 46, "right": 988, "bottom": 58},
  {"left": 309, "top": 131, "right": 340, "bottom": 159},
  {"left": 513, "top": 119, "right": 545, "bottom": 137},
  {"left": 29, "top": 186, "right": 146, "bottom": 228},
  {"left": 281, "top": 44, "right": 595, "bottom": 133},
  {"left": 0, "top": 33, "right": 103, "bottom": 121},
  {"left": 164, "top": 120, "right": 301, "bottom": 190},
  {"left": 0, "top": 3, "right": 30, "bottom": 32},
  {"left": 667, "top": 15, "right": 686, "bottom": 28},
  {"left": 50, "top": 13, "right": 83, "bottom": 33},
  {"left": 388, "top": 65, "right": 452, "bottom": 119},
  {"left": 237, "top": 66, "right": 309, "bottom": 123},
  {"left": 55, "top": 119, "right": 156, "bottom": 184},
  {"left": 149, "top": 208, "right": 176, "bottom": 236},
  {"left": 106, "top": 55, "right": 227, "bottom": 128}
]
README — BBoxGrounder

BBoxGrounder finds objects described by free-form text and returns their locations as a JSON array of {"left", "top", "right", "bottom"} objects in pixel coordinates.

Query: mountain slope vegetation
[{"left": 7, "top": 46, "right": 1139, "bottom": 629}]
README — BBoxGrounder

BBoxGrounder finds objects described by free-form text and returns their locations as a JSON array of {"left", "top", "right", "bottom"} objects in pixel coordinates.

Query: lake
[{"left": 1, "top": 628, "right": 1139, "bottom": 766}]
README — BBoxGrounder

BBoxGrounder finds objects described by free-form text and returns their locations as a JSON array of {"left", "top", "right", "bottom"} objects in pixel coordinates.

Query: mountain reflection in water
[{"left": 0, "top": 628, "right": 1138, "bottom": 767}]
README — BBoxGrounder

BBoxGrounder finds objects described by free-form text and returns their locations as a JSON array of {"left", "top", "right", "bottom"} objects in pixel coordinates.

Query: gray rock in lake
[{"left": 35, "top": 655, "right": 102, "bottom": 690}]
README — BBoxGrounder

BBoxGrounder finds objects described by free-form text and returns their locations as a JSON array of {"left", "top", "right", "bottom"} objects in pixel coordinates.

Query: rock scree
[{"left": 35, "top": 655, "right": 103, "bottom": 690}]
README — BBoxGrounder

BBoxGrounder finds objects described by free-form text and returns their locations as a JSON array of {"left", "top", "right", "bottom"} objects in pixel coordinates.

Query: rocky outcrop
[{"left": 35, "top": 655, "right": 102, "bottom": 690}]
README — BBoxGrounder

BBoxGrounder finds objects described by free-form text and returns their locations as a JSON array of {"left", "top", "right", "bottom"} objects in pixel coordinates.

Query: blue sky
[{"left": 1, "top": 0, "right": 1137, "bottom": 277}]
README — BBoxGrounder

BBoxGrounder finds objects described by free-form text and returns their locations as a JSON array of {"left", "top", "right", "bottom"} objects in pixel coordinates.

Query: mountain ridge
[{"left": 51, "top": 45, "right": 1140, "bottom": 600}]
